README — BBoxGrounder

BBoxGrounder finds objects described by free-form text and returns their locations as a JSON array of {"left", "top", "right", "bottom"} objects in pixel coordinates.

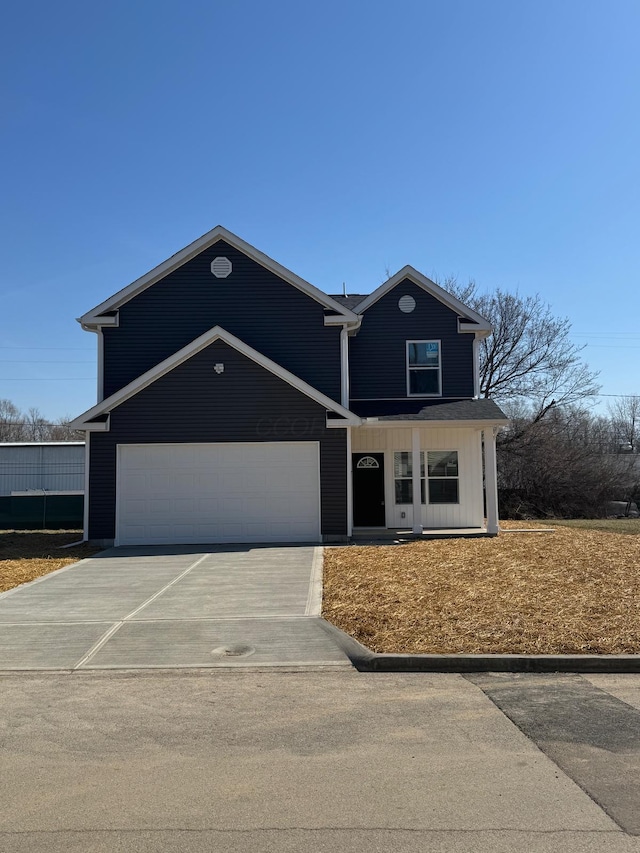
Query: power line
[
  {"left": 0, "top": 378, "right": 94, "bottom": 380},
  {"left": 0, "top": 361, "right": 95, "bottom": 364},
  {"left": 573, "top": 332, "right": 640, "bottom": 338},
  {"left": 0, "top": 346, "right": 94, "bottom": 351}
]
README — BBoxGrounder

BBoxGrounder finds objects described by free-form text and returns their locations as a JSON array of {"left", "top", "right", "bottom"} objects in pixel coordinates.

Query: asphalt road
[{"left": 2, "top": 670, "right": 640, "bottom": 852}]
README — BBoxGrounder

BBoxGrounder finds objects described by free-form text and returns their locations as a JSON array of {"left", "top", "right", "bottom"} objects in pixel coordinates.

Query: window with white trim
[
  {"left": 394, "top": 451, "right": 426, "bottom": 504},
  {"left": 427, "top": 451, "right": 459, "bottom": 503},
  {"left": 407, "top": 341, "right": 441, "bottom": 396}
]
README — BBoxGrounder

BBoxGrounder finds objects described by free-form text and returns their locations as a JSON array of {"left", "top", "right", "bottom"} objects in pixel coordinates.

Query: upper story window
[{"left": 407, "top": 340, "right": 441, "bottom": 396}]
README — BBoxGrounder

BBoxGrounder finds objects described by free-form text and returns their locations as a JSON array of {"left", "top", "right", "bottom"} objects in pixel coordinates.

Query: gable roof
[
  {"left": 69, "top": 326, "right": 361, "bottom": 430},
  {"left": 348, "top": 266, "right": 492, "bottom": 335},
  {"left": 79, "top": 226, "right": 359, "bottom": 327}
]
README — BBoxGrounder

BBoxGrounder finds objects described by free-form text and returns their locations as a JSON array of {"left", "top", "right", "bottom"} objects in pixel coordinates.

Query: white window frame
[
  {"left": 426, "top": 450, "right": 460, "bottom": 505},
  {"left": 393, "top": 450, "right": 426, "bottom": 505},
  {"left": 406, "top": 340, "right": 442, "bottom": 397}
]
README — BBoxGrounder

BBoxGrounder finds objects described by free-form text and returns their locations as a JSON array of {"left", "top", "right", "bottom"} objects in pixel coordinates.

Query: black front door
[{"left": 352, "top": 453, "right": 385, "bottom": 527}]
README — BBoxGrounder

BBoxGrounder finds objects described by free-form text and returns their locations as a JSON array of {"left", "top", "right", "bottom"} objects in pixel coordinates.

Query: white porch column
[
  {"left": 484, "top": 427, "right": 499, "bottom": 535},
  {"left": 411, "top": 427, "right": 423, "bottom": 535}
]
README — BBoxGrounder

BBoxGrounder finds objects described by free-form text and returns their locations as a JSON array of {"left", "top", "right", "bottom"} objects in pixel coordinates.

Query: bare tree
[
  {"left": 48, "top": 416, "right": 84, "bottom": 441},
  {"left": 608, "top": 396, "right": 640, "bottom": 452},
  {"left": 0, "top": 401, "right": 82, "bottom": 442},
  {"left": 23, "top": 407, "right": 51, "bottom": 442},
  {"left": 0, "top": 399, "right": 24, "bottom": 441},
  {"left": 443, "top": 281, "right": 600, "bottom": 420},
  {"left": 498, "top": 407, "right": 629, "bottom": 518}
]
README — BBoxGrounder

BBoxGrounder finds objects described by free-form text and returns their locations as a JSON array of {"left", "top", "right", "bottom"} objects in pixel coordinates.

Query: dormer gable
[
  {"left": 345, "top": 268, "right": 491, "bottom": 413},
  {"left": 350, "top": 266, "right": 491, "bottom": 336}
]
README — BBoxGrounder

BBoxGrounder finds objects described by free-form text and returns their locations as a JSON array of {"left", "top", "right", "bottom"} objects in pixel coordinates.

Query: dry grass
[
  {"left": 548, "top": 518, "right": 640, "bottom": 535},
  {"left": 323, "top": 520, "right": 640, "bottom": 655},
  {"left": 0, "top": 531, "right": 101, "bottom": 593}
]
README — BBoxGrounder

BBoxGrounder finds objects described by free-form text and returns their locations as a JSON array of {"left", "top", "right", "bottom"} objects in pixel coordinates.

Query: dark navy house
[{"left": 71, "top": 226, "right": 508, "bottom": 546}]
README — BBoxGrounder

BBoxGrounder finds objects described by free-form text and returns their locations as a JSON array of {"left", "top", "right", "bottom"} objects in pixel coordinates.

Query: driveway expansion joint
[{"left": 0, "top": 546, "right": 352, "bottom": 670}]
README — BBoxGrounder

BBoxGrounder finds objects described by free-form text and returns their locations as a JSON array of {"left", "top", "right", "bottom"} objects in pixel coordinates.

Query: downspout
[
  {"left": 340, "top": 324, "right": 350, "bottom": 409},
  {"left": 340, "top": 319, "right": 360, "bottom": 538},
  {"left": 97, "top": 328, "right": 104, "bottom": 402},
  {"left": 472, "top": 335, "right": 480, "bottom": 398},
  {"left": 340, "top": 324, "right": 352, "bottom": 536}
]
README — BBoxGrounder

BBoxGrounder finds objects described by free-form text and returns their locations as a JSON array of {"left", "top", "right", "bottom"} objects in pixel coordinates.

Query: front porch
[
  {"left": 348, "top": 421, "right": 501, "bottom": 537},
  {"left": 351, "top": 526, "right": 491, "bottom": 542}
]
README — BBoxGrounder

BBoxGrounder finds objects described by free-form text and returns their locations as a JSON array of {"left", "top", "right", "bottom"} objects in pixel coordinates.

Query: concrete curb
[{"left": 317, "top": 620, "right": 640, "bottom": 673}]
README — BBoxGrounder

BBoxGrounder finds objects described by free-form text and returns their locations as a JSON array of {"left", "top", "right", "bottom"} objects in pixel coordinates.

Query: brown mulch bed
[
  {"left": 322, "top": 520, "right": 640, "bottom": 655},
  {"left": 0, "top": 531, "right": 101, "bottom": 593}
]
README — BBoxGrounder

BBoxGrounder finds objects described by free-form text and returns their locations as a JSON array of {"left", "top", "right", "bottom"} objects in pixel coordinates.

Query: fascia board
[
  {"left": 324, "top": 314, "right": 362, "bottom": 328},
  {"left": 359, "top": 418, "right": 509, "bottom": 428},
  {"left": 69, "top": 326, "right": 360, "bottom": 429},
  {"left": 79, "top": 314, "right": 119, "bottom": 331},
  {"left": 459, "top": 320, "right": 491, "bottom": 338},
  {"left": 353, "top": 266, "right": 492, "bottom": 332},
  {"left": 72, "top": 417, "right": 110, "bottom": 432},
  {"left": 326, "top": 415, "right": 361, "bottom": 427},
  {"left": 79, "top": 226, "right": 358, "bottom": 324}
]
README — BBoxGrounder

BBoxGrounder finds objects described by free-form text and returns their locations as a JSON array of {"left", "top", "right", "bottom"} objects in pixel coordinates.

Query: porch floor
[{"left": 351, "top": 527, "right": 490, "bottom": 542}]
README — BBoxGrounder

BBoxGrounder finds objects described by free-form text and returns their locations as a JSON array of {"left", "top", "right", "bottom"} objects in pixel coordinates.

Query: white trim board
[
  {"left": 10, "top": 490, "right": 84, "bottom": 496},
  {"left": 70, "top": 325, "right": 361, "bottom": 430},
  {"left": 79, "top": 226, "right": 359, "bottom": 327},
  {"left": 351, "top": 266, "right": 492, "bottom": 335}
]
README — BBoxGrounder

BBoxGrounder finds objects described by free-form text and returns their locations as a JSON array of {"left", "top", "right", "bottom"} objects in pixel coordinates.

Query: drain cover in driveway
[{"left": 211, "top": 644, "right": 256, "bottom": 658}]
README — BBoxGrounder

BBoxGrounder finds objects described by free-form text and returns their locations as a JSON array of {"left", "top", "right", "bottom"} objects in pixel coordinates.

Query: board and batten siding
[
  {"left": 88, "top": 340, "right": 346, "bottom": 541},
  {"left": 351, "top": 426, "right": 484, "bottom": 528},
  {"left": 348, "top": 280, "right": 475, "bottom": 412},
  {"left": 101, "top": 240, "right": 342, "bottom": 402}
]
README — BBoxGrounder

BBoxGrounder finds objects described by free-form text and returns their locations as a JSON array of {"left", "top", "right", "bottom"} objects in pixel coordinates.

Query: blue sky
[{"left": 1, "top": 0, "right": 638, "bottom": 420}]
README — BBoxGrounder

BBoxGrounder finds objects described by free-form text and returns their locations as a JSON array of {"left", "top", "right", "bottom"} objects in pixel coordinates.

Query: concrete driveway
[{"left": 0, "top": 545, "right": 351, "bottom": 670}]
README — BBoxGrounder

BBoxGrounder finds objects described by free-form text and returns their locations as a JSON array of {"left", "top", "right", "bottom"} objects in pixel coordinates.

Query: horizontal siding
[
  {"left": 89, "top": 340, "right": 346, "bottom": 540},
  {"left": 352, "top": 426, "right": 484, "bottom": 528},
  {"left": 349, "top": 280, "right": 475, "bottom": 407},
  {"left": 0, "top": 445, "right": 85, "bottom": 495},
  {"left": 102, "top": 240, "right": 341, "bottom": 401}
]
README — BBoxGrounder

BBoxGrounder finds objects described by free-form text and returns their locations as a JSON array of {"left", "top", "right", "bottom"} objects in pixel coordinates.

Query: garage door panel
[
  {"left": 117, "top": 442, "right": 321, "bottom": 546},
  {"left": 217, "top": 498, "right": 243, "bottom": 518}
]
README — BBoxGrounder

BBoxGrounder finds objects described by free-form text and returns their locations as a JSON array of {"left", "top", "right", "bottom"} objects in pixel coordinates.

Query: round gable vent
[
  {"left": 398, "top": 295, "right": 416, "bottom": 313},
  {"left": 211, "top": 257, "right": 232, "bottom": 278}
]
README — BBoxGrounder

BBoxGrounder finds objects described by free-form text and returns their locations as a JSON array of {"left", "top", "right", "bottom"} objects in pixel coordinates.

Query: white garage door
[{"left": 116, "top": 442, "right": 321, "bottom": 546}]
